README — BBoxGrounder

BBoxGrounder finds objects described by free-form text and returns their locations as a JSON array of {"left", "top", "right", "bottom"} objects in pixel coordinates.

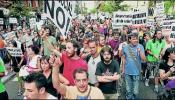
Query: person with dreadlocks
[{"left": 145, "top": 29, "right": 166, "bottom": 92}]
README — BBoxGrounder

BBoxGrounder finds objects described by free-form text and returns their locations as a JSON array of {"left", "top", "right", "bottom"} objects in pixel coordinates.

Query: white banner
[
  {"left": 6, "top": 47, "right": 23, "bottom": 57},
  {"left": 156, "top": 2, "right": 165, "bottom": 21},
  {"left": 9, "top": 18, "right": 17, "bottom": 24},
  {"left": 3, "top": 31, "right": 16, "bottom": 41},
  {"left": 162, "top": 20, "right": 175, "bottom": 30},
  {"left": 147, "top": 18, "right": 154, "bottom": 27},
  {"left": 29, "top": 18, "right": 36, "bottom": 29},
  {"left": 132, "top": 10, "right": 148, "bottom": 26},
  {"left": 170, "top": 23, "right": 175, "bottom": 40},
  {"left": 112, "top": 11, "right": 132, "bottom": 26},
  {"left": 44, "top": 0, "right": 76, "bottom": 37},
  {"left": 0, "top": 18, "right": 3, "bottom": 24}
]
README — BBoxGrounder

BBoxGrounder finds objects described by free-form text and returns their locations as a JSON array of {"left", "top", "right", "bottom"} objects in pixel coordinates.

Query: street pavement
[{"left": 4, "top": 73, "right": 157, "bottom": 99}]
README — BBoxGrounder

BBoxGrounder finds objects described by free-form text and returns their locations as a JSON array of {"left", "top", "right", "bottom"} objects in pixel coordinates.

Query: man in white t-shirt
[{"left": 23, "top": 73, "right": 56, "bottom": 99}]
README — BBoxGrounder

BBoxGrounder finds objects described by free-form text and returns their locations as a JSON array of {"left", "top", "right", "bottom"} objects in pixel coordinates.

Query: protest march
[{"left": 0, "top": 0, "right": 175, "bottom": 100}]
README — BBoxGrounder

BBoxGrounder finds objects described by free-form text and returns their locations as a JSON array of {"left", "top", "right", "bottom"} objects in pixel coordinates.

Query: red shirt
[{"left": 61, "top": 52, "right": 88, "bottom": 85}]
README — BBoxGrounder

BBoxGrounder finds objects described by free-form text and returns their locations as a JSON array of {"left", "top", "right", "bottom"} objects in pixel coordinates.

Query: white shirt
[{"left": 88, "top": 55, "right": 101, "bottom": 84}]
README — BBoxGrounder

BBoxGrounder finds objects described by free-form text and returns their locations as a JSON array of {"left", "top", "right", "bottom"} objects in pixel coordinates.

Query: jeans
[{"left": 125, "top": 74, "right": 140, "bottom": 100}]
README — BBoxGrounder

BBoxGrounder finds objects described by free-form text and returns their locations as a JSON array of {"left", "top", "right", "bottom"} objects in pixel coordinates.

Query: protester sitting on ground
[
  {"left": 159, "top": 47, "right": 175, "bottom": 99},
  {"left": 159, "top": 47, "right": 175, "bottom": 85},
  {"left": 23, "top": 72, "right": 57, "bottom": 99}
]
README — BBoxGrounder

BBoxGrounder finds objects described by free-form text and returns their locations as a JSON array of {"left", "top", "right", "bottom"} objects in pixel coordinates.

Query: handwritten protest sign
[{"left": 6, "top": 47, "right": 22, "bottom": 57}]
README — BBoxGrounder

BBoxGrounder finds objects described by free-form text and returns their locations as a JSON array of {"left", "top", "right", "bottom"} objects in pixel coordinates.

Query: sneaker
[
  {"left": 154, "top": 87, "right": 159, "bottom": 93},
  {"left": 145, "top": 79, "right": 149, "bottom": 86},
  {"left": 17, "top": 90, "right": 23, "bottom": 96}
]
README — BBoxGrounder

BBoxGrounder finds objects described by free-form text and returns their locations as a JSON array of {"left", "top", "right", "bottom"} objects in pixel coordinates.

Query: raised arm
[{"left": 50, "top": 55, "right": 67, "bottom": 96}]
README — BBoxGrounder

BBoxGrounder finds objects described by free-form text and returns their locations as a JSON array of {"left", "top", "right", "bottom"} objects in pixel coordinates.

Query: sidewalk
[{"left": 2, "top": 71, "right": 16, "bottom": 84}]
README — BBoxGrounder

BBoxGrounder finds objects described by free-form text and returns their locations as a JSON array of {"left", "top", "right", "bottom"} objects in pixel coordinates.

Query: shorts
[{"left": 147, "top": 62, "right": 160, "bottom": 77}]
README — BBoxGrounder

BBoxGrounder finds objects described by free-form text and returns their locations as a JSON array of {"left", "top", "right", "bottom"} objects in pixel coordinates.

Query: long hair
[
  {"left": 100, "top": 45, "right": 114, "bottom": 62},
  {"left": 162, "top": 47, "right": 175, "bottom": 63},
  {"left": 152, "top": 29, "right": 162, "bottom": 43}
]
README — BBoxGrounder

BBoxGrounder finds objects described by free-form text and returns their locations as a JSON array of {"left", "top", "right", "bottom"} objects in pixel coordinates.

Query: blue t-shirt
[{"left": 122, "top": 44, "right": 145, "bottom": 75}]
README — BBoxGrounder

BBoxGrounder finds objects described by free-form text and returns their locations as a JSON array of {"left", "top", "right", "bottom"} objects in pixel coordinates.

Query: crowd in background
[{"left": 0, "top": 16, "right": 174, "bottom": 99}]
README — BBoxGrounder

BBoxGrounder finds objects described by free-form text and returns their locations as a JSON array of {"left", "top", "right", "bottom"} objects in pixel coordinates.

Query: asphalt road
[{"left": 5, "top": 75, "right": 157, "bottom": 99}]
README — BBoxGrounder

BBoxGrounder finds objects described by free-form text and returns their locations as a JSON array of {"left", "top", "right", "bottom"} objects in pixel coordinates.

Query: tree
[
  {"left": 9, "top": 3, "right": 33, "bottom": 18},
  {"left": 74, "top": 3, "right": 81, "bottom": 15},
  {"left": 98, "top": 1, "right": 129, "bottom": 13},
  {"left": 164, "top": 0, "right": 175, "bottom": 16},
  {"left": 90, "top": 8, "right": 97, "bottom": 14}
]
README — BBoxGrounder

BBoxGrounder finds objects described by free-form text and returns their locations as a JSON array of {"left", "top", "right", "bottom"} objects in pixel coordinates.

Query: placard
[
  {"left": 6, "top": 47, "right": 23, "bottom": 57},
  {"left": 132, "top": 10, "right": 148, "bottom": 27},
  {"left": 44, "top": 0, "right": 76, "bottom": 37},
  {"left": 0, "top": 18, "right": 3, "bottom": 24},
  {"left": 9, "top": 18, "right": 17, "bottom": 24},
  {"left": 29, "top": 18, "right": 36, "bottom": 29},
  {"left": 112, "top": 11, "right": 132, "bottom": 26}
]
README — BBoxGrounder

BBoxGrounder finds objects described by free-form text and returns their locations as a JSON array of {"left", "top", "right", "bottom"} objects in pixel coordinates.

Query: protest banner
[
  {"left": 29, "top": 18, "right": 36, "bottom": 29},
  {"left": 3, "top": 31, "right": 16, "bottom": 41},
  {"left": 0, "top": 18, "right": 3, "bottom": 24},
  {"left": 44, "top": 0, "right": 75, "bottom": 37},
  {"left": 6, "top": 47, "right": 23, "bottom": 57},
  {"left": 156, "top": 1, "right": 165, "bottom": 22},
  {"left": 112, "top": 11, "right": 132, "bottom": 26},
  {"left": 162, "top": 19, "right": 175, "bottom": 35},
  {"left": 132, "top": 10, "right": 148, "bottom": 28},
  {"left": 9, "top": 18, "right": 17, "bottom": 24},
  {"left": 147, "top": 18, "right": 154, "bottom": 27},
  {"left": 170, "top": 23, "right": 175, "bottom": 40}
]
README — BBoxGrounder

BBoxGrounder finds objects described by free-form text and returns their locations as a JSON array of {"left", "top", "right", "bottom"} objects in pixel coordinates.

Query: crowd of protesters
[{"left": 0, "top": 16, "right": 174, "bottom": 100}]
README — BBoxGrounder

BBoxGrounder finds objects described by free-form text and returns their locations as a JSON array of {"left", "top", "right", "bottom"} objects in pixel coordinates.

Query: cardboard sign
[
  {"left": 3, "top": 31, "right": 16, "bottom": 41},
  {"left": 9, "top": 18, "right": 17, "bottom": 24},
  {"left": 162, "top": 20, "right": 175, "bottom": 30},
  {"left": 6, "top": 47, "right": 23, "bottom": 57},
  {"left": 147, "top": 18, "right": 154, "bottom": 27},
  {"left": 29, "top": 18, "right": 36, "bottom": 29},
  {"left": 156, "top": 2, "right": 165, "bottom": 22},
  {"left": 44, "top": 0, "right": 75, "bottom": 37},
  {"left": 132, "top": 10, "right": 148, "bottom": 27},
  {"left": 170, "top": 23, "right": 175, "bottom": 40},
  {"left": 112, "top": 11, "right": 132, "bottom": 26},
  {"left": 0, "top": 18, "right": 3, "bottom": 24}
]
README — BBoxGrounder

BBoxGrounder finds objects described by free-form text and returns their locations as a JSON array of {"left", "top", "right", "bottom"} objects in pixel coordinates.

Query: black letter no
[{"left": 56, "top": 7, "right": 65, "bottom": 28}]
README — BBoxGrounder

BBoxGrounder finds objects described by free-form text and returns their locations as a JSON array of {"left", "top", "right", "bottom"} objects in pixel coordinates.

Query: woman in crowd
[
  {"left": 159, "top": 47, "right": 175, "bottom": 99},
  {"left": 27, "top": 45, "right": 42, "bottom": 73},
  {"left": 39, "top": 55, "right": 69, "bottom": 98}
]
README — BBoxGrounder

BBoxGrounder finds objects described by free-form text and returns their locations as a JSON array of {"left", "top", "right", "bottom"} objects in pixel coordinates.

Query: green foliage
[
  {"left": 9, "top": 4, "right": 33, "bottom": 18},
  {"left": 98, "top": 1, "right": 129, "bottom": 13},
  {"left": 74, "top": 3, "right": 81, "bottom": 15},
  {"left": 90, "top": 8, "right": 97, "bottom": 14},
  {"left": 164, "top": 0, "right": 175, "bottom": 15}
]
